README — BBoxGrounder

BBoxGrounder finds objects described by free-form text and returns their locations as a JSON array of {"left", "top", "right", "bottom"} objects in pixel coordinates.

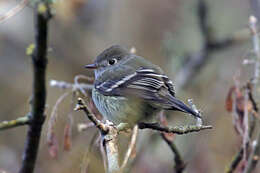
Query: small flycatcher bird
[{"left": 85, "top": 45, "right": 200, "bottom": 125}]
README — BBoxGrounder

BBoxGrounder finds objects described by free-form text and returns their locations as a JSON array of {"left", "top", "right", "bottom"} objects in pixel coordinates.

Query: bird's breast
[{"left": 92, "top": 88, "right": 156, "bottom": 125}]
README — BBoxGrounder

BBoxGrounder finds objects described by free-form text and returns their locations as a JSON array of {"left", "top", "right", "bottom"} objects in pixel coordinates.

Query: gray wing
[
  {"left": 95, "top": 67, "right": 176, "bottom": 109},
  {"left": 95, "top": 67, "right": 200, "bottom": 118}
]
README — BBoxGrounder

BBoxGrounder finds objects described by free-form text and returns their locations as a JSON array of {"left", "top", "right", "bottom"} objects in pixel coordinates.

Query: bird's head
[{"left": 85, "top": 45, "right": 130, "bottom": 78}]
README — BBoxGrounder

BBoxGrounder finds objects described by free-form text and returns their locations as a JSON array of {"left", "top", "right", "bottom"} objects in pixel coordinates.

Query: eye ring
[{"left": 108, "top": 58, "right": 117, "bottom": 65}]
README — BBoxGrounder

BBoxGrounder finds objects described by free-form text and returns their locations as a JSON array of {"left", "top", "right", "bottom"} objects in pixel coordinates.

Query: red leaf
[
  {"left": 226, "top": 86, "right": 235, "bottom": 112},
  {"left": 63, "top": 123, "right": 72, "bottom": 151}
]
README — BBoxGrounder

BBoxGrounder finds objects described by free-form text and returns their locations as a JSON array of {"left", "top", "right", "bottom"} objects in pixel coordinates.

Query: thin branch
[
  {"left": 244, "top": 16, "right": 260, "bottom": 173},
  {"left": 0, "top": 0, "right": 29, "bottom": 23},
  {"left": 75, "top": 97, "right": 120, "bottom": 173},
  {"left": 245, "top": 134, "right": 260, "bottom": 173},
  {"left": 102, "top": 126, "right": 120, "bottom": 173},
  {"left": 161, "top": 133, "right": 186, "bottom": 173},
  {"left": 226, "top": 16, "right": 260, "bottom": 173},
  {"left": 75, "top": 98, "right": 107, "bottom": 133},
  {"left": 120, "top": 125, "right": 138, "bottom": 171},
  {"left": 19, "top": 2, "right": 51, "bottom": 173},
  {"left": 50, "top": 79, "right": 93, "bottom": 91},
  {"left": 0, "top": 116, "right": 30, "bottom": 131},
  {"left": 138, "top": 122, "right": 212, "bottom": 135},
  {"left": 250, "top": 16, "right": 260, "bottom": 83},
  {"left": 77, "top": 122, "right": 95, "bottom": 132}
]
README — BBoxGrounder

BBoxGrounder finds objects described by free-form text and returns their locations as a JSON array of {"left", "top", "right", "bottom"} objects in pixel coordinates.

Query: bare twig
[
  {"left": 120, "top": 125, "right": 138, "bottom": 171},
  {"left": 0, "top": 116, "right": 30, "bottom": 131},
  {"left": 161, "top": 133, "right": 186, "bottom": 173},
  {"left": 226, "top": 15, "right": 260, "bottom": 173},
  {"left": 50, "top": 79, "right": 93, "bottom": 91},
  {"left": 249, "top": 16, "right": 260, "bottom": 83},
  {"left": 77, "top": 122, "right": 95, "bottom": 132},
  {"left": 19, "top": 1, "right": 51, "bottom": 173},
  {"left": 0, "top": 0, "right": 29, "bottom": 23},
  {"left": 138, "top": 122, "right": 212, "bottom": 134},
  {"left": 75, "top": 98, "right": 107, "bottom": 133},
  {"left": 243, "top": 16, "right": 260, "bottom": 173},
  {"left": 246, "top": 135, "right": 260, "bottom": 173}
]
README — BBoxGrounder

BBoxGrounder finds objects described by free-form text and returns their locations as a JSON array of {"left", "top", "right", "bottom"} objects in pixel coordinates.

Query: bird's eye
[{"left": 108, "top": 58, "right": 117, "bottom": 65}]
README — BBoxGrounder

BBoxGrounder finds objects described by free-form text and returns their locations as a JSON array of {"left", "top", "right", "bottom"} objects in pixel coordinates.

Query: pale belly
[{"left": 92, "top": 88, "right": 157, "bottom": 125}]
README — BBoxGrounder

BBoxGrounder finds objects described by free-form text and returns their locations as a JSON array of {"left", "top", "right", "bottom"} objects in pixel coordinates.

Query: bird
[{"left": 85, "top": 45, "right": 201, "bottom": 126}]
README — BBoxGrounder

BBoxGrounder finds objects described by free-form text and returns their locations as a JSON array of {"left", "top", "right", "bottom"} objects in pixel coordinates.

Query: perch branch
[
  {"left": 75, "top": 98, "right": 107, "bottom": 133},
  {"left": 138, "top": 122, "right": 212, "bottom": 134},
  {"left": 161, "top": 133, "right": 186, "bottom": 173},
  {"left": 75, "top": 97, "right": 120, "bottom": 173},
  {"left": 0, "top": 116, "right": 30, "bottom": 131},
  {"left": 19, "top": 2, "right": 51, "bottom": 173}
]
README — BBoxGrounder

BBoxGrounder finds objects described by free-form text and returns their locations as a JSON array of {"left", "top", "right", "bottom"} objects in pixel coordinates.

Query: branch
[
  {"left": 175, "top": 0, "right": 250, "bottom": 88},
  {"left": 161, "top": 133, "right": 186, "bottom": 173},
  {"left": 75, "top": 98, "right": 107, "bottom": 133},
  {"left": 0, "top": 116, "right": 30, "bottom": 131},
  {"left": 226, "top": 16, "right": 260, "bottom": 173},
  {"left": 19, "top": 2, "right": 51, "bottom": 173},
  {"left": 138, "top": 122, "right": 212, "bottom": 134},
  {"left": 0, "top": 0, "right": 29, "bottom": 23},
  {"left": 244, "top": 16, "right": 260, "bottom": 173},
  {"left": 50, "top": 79, "right": 93, "bottom": 91},
  {"left": 75, "top": 97, "right": 120, "bottom": 173}
]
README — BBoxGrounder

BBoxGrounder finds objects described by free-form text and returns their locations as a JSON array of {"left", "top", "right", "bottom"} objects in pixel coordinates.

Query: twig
[
  {"left": 75, "top": 98, "right": 107, "bottom": 133},
  {"left": 50, "top": 79, "right": 93, "bottom": 90},
  {"left": 245, "top": 135, "right": 260, "bottom": 173},
  {"left": 0, "top": 116, "right": 30, "bottom": 131},
  {"left": 249, "top": 16, "right": 260, "bottom": 83},
  {"left": 0, "top": 0, "right": 29, "bottom": 23},
  {"left": 75, "top": 97, "right": 120, "bottom": 173},
  {"left": 226, "top": 16, "right": 260, "bottom": 173},
  {"left": 243, "top": 15, "right": 260, "bottom": 173},
  {"left": 77, "top": 122, "right": 95, "bottom": 132},
  {"left": 161, "top": 133, "right": 186, "bottom": 173},
  {"left": 19, "top": 2, "right": 51, "bottom": 173},
  {"left": 138, "top": 122, "right": 212, "bottom": 134},
  {"left": 120, "top": 125, "right": 138, "bottom": 171},
  {"left": 103, "top": 126, "right": 120, "bottom": 173}
]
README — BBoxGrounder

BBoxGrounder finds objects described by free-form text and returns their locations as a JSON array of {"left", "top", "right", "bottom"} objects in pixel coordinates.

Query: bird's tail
[{"left": 169, "top": 96, "right": 201, "bottom": 119}]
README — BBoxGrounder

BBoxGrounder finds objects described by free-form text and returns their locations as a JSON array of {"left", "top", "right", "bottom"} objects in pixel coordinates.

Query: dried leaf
[
  {"left": 47, "top": 132, "right": 59, "bottom": 159},
  {"left": 226, "top": 86, "right": 235, "bottom": 112},
  {"left": 64, "top": 123, "right": 72, "bottom": 151}
]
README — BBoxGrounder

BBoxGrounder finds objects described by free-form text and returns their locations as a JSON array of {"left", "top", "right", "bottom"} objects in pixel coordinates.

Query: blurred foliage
[{"left": 0, "top": 0, "right": 259, "bottom": 173}]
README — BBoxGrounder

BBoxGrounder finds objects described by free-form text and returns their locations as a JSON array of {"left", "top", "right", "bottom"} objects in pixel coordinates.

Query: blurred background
[{"left": 0, "top": 0, "right": 259, "bottom": 172}]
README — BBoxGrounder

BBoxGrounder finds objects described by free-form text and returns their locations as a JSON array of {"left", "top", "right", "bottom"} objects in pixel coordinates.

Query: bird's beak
[{"left": 85, "top": 63, "right": 98, "bottom": 69}]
